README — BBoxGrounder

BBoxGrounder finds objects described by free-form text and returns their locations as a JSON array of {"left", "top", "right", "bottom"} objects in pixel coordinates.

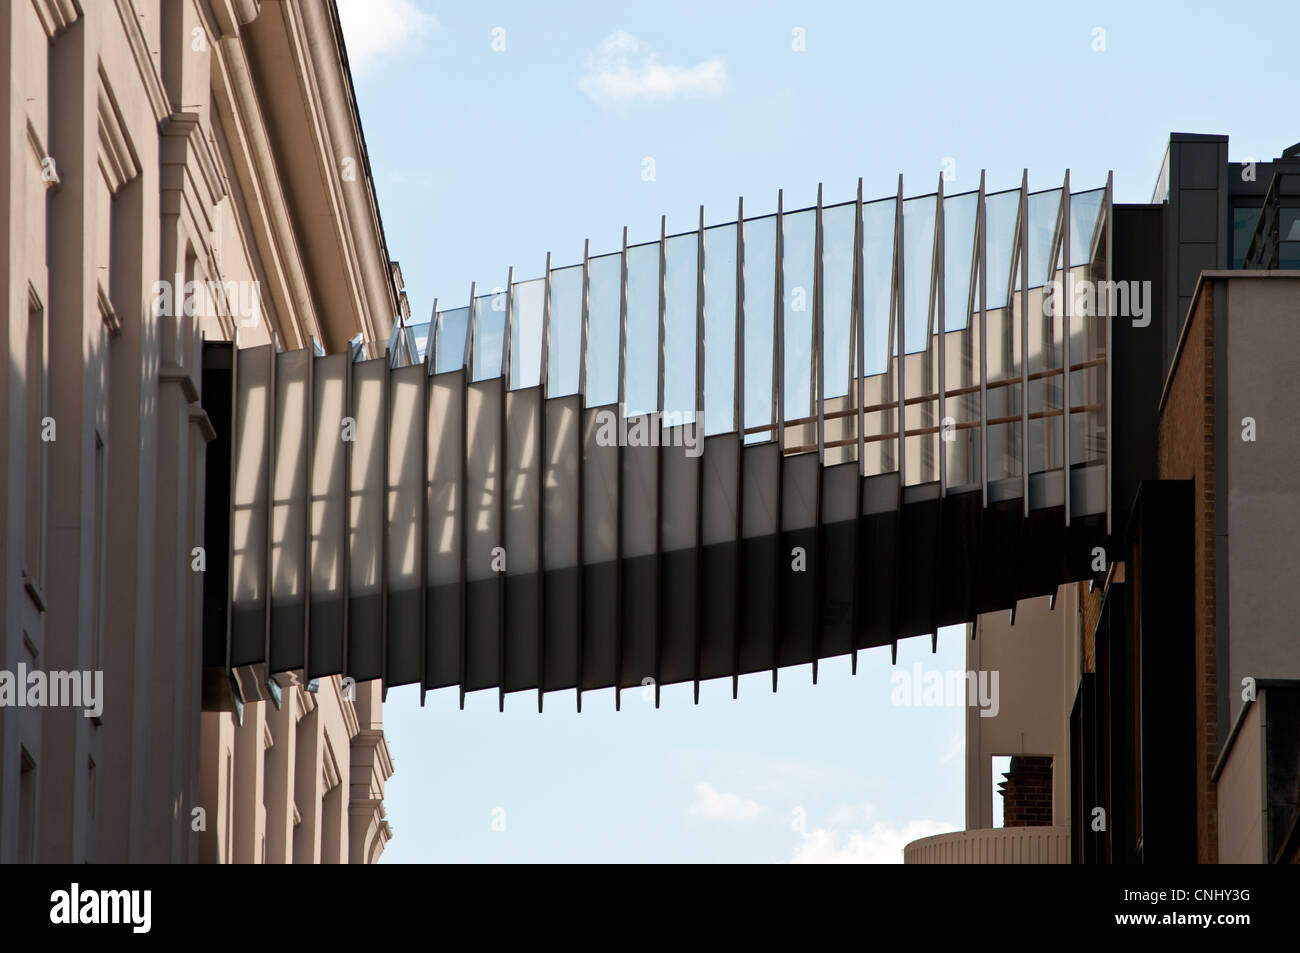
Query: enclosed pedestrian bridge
[{"left": 202, "top": 171, "right": 1114, "bottom": 711}]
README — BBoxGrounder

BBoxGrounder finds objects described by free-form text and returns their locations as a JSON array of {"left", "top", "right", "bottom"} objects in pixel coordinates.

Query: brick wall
[
  {"left": 1000, "top": 756, "right": 1054, "bottom": 828},
  {"left": 1156, "top": 283, "right": 1218, "bottom": 863}
]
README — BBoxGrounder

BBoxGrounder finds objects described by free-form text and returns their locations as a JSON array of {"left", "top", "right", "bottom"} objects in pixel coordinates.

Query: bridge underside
[{"left": 202, "top": 172, "right": 1113, "bottom": 710}]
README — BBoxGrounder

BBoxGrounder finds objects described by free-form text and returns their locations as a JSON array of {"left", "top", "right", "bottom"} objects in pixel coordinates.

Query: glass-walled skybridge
[{"left": 202, "top": 171, "right": 1113, "bottom": 711}]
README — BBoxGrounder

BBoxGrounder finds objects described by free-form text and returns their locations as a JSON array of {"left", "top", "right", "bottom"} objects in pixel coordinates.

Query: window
[
  {"left": 1231, "top": 205, "right": 1261, "bottom": 268},
  {"left": 1280, "top": 208, "right": 1300, "bottom": 269}
]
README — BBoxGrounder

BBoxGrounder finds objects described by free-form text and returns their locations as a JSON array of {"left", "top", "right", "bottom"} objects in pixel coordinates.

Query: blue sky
[{"left": 336, "top": 0, "right": 1298, "bottom": 862}]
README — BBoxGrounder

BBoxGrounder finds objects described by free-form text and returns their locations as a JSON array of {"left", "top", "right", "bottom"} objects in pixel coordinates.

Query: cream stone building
[{"left": 0, "top": 0, "right": 399, "bottom": 862}]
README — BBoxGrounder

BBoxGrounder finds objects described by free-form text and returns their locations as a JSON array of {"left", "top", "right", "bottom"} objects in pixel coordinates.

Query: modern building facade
[
  {"left": 907, "top": 135, "right": 1300, "bottom": 864},
  {"left": 0, "top": 0, "right": 396, "bottom": 862}
]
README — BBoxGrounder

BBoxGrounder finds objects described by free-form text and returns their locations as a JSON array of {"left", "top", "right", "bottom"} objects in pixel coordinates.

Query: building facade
[{"left": 0, "top": 0, "right": 397, "bottom": 862}]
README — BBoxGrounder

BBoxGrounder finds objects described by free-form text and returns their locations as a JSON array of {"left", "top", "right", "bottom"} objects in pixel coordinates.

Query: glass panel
[
  {"left": 1231, "top": 205, "right": 1261, "bottom": 268},
  {"left": 624, "top": 241, "right": 660, "bottom": 418},
  {"left": 902, "top": 195, "right": 936, "bottom": 355},
  {"left": 861, "top": 197, "right": 895, "bottom": 377},
  {"left": 408, "top": 321, "right": 432, "bottom": 363},
  {"left": 861, "top": 196, "right": 896, "bottom": 475},
  {"left": 663, "top": 232, "right": 698, "bottom": 425},
  {"left": 1068, "top": 189, "right": 1105, "bottom": 268},
  {"left": 1280, "top": 208, "right": 1300, "bottom": 268},
  {"left": 403, "top": 326, "right": 419, "bottom": 364},
  {"left": 984, "top": 189, "right": 1019, "bottom": 310},
  {"left": 585, "top": 252, "right": 621, "bottom": 407},
  {"left": 902, "top": 195, "right": 938, "bottom": 484},
  {"left": 510, "top": 278, "right": 545, "bottom": 390},
  {"left": 942, "top": 191, "right": 981, "bottom": 490},
  {"left": 703, "top": 223, "right": 737, "bottom": 435},
  {"left": 782, "top": 207, "right": 815, "bottom": 423},
  {"left": 742, "top": 214, "right": 776, "bottom": 441},
  {"left": 547, "top": 264, "right": 582, "bottom": 397},
  {"left": 434, "top": 306, "right": 468, "bottom": 374},
  {"left": 1027, "top": 189, "right": 1061, "bottom": 288},
  {"left": 1282, "top": 208, "right": 1300, "bottom": 241},
  {"left": 471, "top": 290, "right": 505, "bottom": 382},
  {"left": 822, "top": 202, "right": 855, "bottom": 401},
  {"left": 943, "top": 191, "right": 978, "bottom": 333}
]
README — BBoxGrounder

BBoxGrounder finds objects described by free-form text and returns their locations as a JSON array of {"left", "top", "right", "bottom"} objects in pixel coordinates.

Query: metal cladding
[{"left": 201, "top": 172, "right": 1114, "bottom": 709}]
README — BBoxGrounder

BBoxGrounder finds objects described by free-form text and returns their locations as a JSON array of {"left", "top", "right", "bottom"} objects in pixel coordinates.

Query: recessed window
[{"left": 1231, "top": 205, "right": 1261, "bottom": 268}]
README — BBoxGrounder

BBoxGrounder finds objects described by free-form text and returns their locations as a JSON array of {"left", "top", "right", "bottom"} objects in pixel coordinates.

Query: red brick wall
[
  {"left": 1000, "top": 756, "right": 1054, "bottom": 827},
  {"left": 1156, "top": 284, "right": 1218, "bottom": 863}
]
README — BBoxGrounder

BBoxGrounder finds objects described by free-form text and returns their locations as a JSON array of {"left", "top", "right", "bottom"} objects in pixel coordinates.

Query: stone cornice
[
  {"left": 295, "top": 0, "right": 399, "bottom": 347},
  {"left": 111, "top": 0, "right": 169, "bottom": 124},
  {"left": 205, "top": 0, "right": 262, "bottom": 40},
  {"left": 210, "top": 31, "right": 322, "bottom": 349},
  {"left": 31, "top": 0, "right": 80, "bottom": 40},
  {"left": 97, "top": 74, "right": 141, "bottom": 195}
]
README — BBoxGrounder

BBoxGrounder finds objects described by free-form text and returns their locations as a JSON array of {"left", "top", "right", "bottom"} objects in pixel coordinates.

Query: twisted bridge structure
[{"left": 202, "top": 171, "right": 1114, "bottom": 711}]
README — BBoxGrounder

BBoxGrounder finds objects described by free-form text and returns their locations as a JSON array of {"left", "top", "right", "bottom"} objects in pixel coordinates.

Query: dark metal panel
[
  {"left": 541, "top": 395, "right": 580, "bottom": 696},
  {"left": 504, "top": 387, "right": 542, "bottom": 698},
  {"left": 692, "top": 207, "right": 706, "bottom": 703},
  {"left": 654, "top": 215, "right": 667, "bottom": 707},
  {"left": 346, "top": 356, "right": 386, "bottom": 682},
  {"left": 385, "top": 362, "right": 426, "bottom": 688},
  {"left": 700, "top": 434, "right": 739, "bottom": 682},
  {"left": 771, "top": 190, "right": 785, "bottom": 692},
  {"left": 230, "top": 344, "right": 271, "bottom": 670},
  {"left": 576, "top": 241, "right": 590, "bottom": 711},
  {"left": 308, "top": 352, "right": 348, "bottom": 679},
  {"left": 741, "top": 441, "right": 780, "bottom": 677},
  {"left": 425, "top": 367, "right": 464, "bottom": 691},
  {"left": 851, "top": 179, "right": 865, "bottom": 674},
  {"left": 499, "top": 270, "right": 513, "bottom": 711},
  {"left": 582, "top": 403, "right": 619, "bottom": 694},
  {"left": 812, "top": 183, "right": 826, "bottom": 683},
  {"left": 269, "top": 347, "right": 309, "bottom": 674},
  {"left": 732, "top": 198, "right": 746, "bottom": 698},
  {"left": 464, "top": 377, "right": 503, "bottom": 694},
  {"left": 615, "top": 228, "right": 628, "bottom": 708},
  {"left": 536, "top": 257, "right": 551, "bottom": 712}
]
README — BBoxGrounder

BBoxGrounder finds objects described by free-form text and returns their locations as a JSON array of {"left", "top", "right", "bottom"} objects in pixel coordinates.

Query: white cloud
[
  {"left": 791, "top": 808, "right": 957, "bottom": 864},
  {"left": 337, "top": 0, "right": 436, "bottom": 74},
  {"left": 578, "top": 31, "right": 726, "bottom": 107},
  {"left": 688, "top": 782, "right": 764, "bottom": 822}
]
